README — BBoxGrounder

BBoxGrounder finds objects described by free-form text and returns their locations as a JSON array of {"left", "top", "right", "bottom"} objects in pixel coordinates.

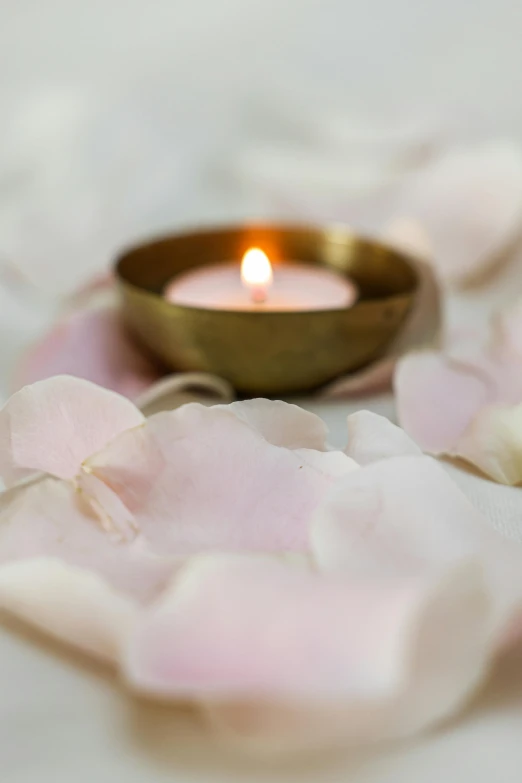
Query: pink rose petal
[
  {"left": 125, "top": 554, "right": 490, "bottom": 749},
  {"left": 311, "top": 455, "right": 522, "bottom": 633},
  {"left": 395, "top": 351, "right": 492, "bottom": 454},
  {"left": 125, "top": 554, "right": 414, "bottom": 700},
  {"left": 395, "top": 299, "right": 522, "bottom": 480},
  {"left": 84, "top": 402, "right": 356, "bottom": 555},
  {"left": 294, "top": 448, "right": 358, "bottom": 478},
  {"left": 221, "top": 399, "right": 329, "bottom": 450},
  {"left": 0, "top": 375, "right": 144, "bottom": 486},
  {"left": 14, "top": 305, "right": 161, "bottom": 400},
  {"left": 0, "top": 558, "right": 136, "bottom": 662},
  {"left": 0, "top": 477, "right": 174, "bottom": 603},
  {"left": 456, "top": 404, "right": 522, "bottom": 486},
  {"left": 345, "top": 410, "right": 421, "bottom": 465}
]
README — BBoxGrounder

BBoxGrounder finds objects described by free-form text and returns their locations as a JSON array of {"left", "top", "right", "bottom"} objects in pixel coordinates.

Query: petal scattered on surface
[
  {"left": 311, "top": 455, "right": 522, "bottom": 634},
  {"left": 125, "top": 554, "right": 414, "bottom": 700},
  {"left": 395, "top": 351, "right": 492, "bottom": 453},
  {"left": 294, "top": 448, "right": 359, "bottom": 478},
  {"left": 395, "top": 297, "right": 522, "bottom": 478},
  {"left": 13, "top": 306, "right": 161, "bottom": 400},
  {"left": 456, "top": 404, "right": 522, "bottom": 485},
  {"left": 221, "top": 399, "right": 329, "bottom": 450},
  {"left": 345, "top": 410, "right": 421, "bottom": 465},
  {"left": 0, "top": 558, "right": 136, "bottom": 661},
  {"left": 126, "top": 554, "right": 490, "bottom": 751},
  {"left": 85, "top": 403, "right": 355, "bottom": 555},
  {"left": 0, "top": 375, "right": 144, "bottom": 485},
  {"left": 0, "top": 476, "right": 174, "bottom": 603}
]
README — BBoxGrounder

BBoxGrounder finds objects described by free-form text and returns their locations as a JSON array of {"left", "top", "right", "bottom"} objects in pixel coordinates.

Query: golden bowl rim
[{"left": 114, "top": 220, "right": 420, "bottom": 317}]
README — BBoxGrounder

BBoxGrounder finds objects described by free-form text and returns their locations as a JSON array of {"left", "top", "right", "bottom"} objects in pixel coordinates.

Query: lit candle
[
  {"left": 165, "top": 248, "right": 357, "bottom": 311},
  {"left": 241, "top": 247, "right": 273, "bottom": 304}
]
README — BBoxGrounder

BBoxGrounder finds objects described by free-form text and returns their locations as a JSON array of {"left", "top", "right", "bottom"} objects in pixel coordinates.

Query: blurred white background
[
  {"left": 0, "top": 1, "right": 521, "bottom": 323},
  {"left": 3, "top": 0, "right": 522, "bottom": 250}
]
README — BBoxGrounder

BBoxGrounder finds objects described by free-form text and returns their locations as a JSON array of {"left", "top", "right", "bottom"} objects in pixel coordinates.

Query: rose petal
[
  {"left": 0, "top": 376, "right": 144, "bottom": 485},
  {"left": 77, "top": 469, "right": 138, "bottom": 540},
  {"left": 0, "top": 477, "right": 174, "bottom": 603},
  {"left": 220, "top": 399, "right": 329, "bottom": 450},
  {"left": 294, "top": 448, "right": 358, "bottom": 477},
  {"left": 84, "top": 403, "right": 356, "bottom": 555},
  {"left": 455, "top": 404, "right": 522, "bottom": 485},
  {"left": 0, "top": 558, "right": 136, "bottom": 662},
  {"left": 345, "top": 410, "right": 421, "bottom": 465},
  {"left": 395, "top": 142, "right": 522, "bottom": 286},
  {"left": 13, "top": 306, "right": 161, "bottom": 400},
  {"left": 125, "top": 554, "right": 412, "bottom": 700},
  {"left": 126, "top": 554, "right": 490, "bottom": 750},
  {"left": 311, "top": 455, "right": 522, "bottom": 632},
  {"left": 395, "top": 351, "right": 492, "bottom": 453},
  {"left": 395, "top": 297, "right": 522, "bottom": 470}
]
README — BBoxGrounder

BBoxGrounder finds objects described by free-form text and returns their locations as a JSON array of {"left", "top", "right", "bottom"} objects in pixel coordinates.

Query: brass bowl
[{"left": 115, "top": 223, "right": 418, "bottom": 395}]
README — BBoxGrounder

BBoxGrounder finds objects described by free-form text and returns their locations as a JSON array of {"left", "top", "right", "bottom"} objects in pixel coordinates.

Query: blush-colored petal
[
  {"left": 345, "top": 411, "right": 421, "bottom": 465},
  {"left": 77, "top": 469, "right": 138, "bottom": 540},
  {"left": 0, "top": 558, "right": 136, "bottom": 661},
  {"left": 294, "top": 448, "right": 358, "bottom": 477},
  {"left": 85, "top": 403, "right": 355, "bottom": 555},
  {"left": 394, "top": 297, "right": 522, "bottom": 471},
  {"left": 0, "top": 375, "right": 144, "bottom": 485},
  {"left": 125, "top": 554, "right": 412, "bottom": 700},
  {"left": 455, "top": 404, "right": 522, "bottom": 485},
  {"left": 312, "top": 455, "right": 522, "bottom": 633},
  {"left": 0, "top": 477, "right": 174, "bottom": 603},
  {"left": 396, "top": 142, "right": 522, "bottom": 286},
  {"left": 13, "top": 305, "right": 161, "bottom": 400},
  {"left": 395, "top": 351, "right": 492, "bottom": 453},
  {"left": 220, "top": 399, "right": 329, "bottom": 450},
  {"left": 125, "top": 554, "right": 490, "bottom": 751}
]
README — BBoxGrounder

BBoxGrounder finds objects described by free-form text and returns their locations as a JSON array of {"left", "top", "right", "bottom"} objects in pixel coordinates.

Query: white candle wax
[{"left": 164, "top": 262, "right": 357, "bottom": 311}]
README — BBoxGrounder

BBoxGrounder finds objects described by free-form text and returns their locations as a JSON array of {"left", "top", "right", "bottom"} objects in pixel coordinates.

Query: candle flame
[{"left": 241, "top": 248, "right": 273, "bottom": 303}]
